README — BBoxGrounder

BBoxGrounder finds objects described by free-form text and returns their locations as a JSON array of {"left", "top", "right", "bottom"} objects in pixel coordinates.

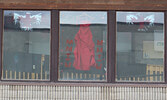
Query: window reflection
[
  {"left": 59, "top": 11, "right": 107, "bottom": 81},
  {"left": 2, "top": 11, "right": 51, "bottom": 80},
  {"left": 116, "top": 12, "right": 164, "bottom": 82}
]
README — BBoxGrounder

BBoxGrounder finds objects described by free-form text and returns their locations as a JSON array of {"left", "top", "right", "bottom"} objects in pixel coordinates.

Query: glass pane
[
  {"left": 59, "top": 11, "right": 107, "bottom": 81},
  {"left": 2, "top": 10, "right": 51, "bottom": 80},
  {"left": 116, "top": 12, "right": 164, "bottom": 82}
]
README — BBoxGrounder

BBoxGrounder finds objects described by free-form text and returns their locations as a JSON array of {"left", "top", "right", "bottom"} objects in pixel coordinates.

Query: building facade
[{"left": 0, "top": 0, "right": 167, "bottom": 100}]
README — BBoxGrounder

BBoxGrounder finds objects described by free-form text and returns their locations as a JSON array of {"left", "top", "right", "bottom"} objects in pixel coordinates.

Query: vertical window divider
[
  {"left": 165, "top": 11, "right": 167, "bottom": 83},
  {"left": 0, "top": 9, "right": 2, "bottom": 81},
  {"left": 51, "top": 10, "right": 59, "bottom": 82},
  {"left": 108, "top": 10, "right": 116, "bottom": 83}
]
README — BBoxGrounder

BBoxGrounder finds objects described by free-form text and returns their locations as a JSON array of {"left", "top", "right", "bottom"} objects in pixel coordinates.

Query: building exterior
[{"left": 0, "top": 0, "right": 167, "bottom": 100}]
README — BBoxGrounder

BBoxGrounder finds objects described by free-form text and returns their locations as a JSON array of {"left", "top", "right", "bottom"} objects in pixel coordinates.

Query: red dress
[{"left": 73, "top": 24, "right": 96, "bottom": 71}]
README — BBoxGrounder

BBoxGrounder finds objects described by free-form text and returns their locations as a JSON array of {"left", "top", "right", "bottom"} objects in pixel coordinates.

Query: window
[
  {"left": 59, "top": 11, "right": 107, "bottom": 81},
  {"left": 0, "top": 10, "right": 166, "bottom": 83},
  {"left": 2, "top": 10, "right": 51, "bottom": 80},
  {"left": 116, "top": 12, "right": 164, "bottom": 82}
]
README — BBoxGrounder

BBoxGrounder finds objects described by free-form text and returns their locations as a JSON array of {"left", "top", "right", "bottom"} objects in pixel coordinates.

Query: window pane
[
  {"left": 2, "top": 10, "right": 51, "bottom": 80},
  {"left": 116, "top": 12, "right": 164, "bottom": 82},
  {"left": 59, "top": 11, "right": 107, "bottom": 81}
]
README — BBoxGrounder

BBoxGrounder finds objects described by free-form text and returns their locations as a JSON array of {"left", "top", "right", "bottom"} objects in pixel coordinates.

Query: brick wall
[{"left": 0, "top": 84, "right": 166, "bottom": 100}]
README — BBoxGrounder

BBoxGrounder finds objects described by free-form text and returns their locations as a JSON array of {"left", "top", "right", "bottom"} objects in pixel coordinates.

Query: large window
[
  {"left": 116, "top": 12, "right": 164, "bottom": 82},
  {"left": 0, "top": 10, "right": 166, "bottom": 83},
  {"left": 59, "top": 11, "right": 107, "bottom": 81},
  {"left": 2, "top": 10, "right": 51, "bottom": 80}
]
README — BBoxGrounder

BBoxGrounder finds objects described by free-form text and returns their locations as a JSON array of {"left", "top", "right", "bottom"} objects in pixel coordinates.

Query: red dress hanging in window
[{"left": 73, "top": 23, "right": 96, "bottom": 71}]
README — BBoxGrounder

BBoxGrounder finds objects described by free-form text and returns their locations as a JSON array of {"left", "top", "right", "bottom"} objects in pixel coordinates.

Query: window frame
[
  {"left": 0, "top": 9, "right": 166, "bottom": 85},
  {"left": 0, "top": 9, "right": 52, "bottom": 82},
  {"left": 114, "top": 10, "right": 167, "bottom": 84},
  {"left": 57, "top": 10, "right": 109, "bottom": 83}
]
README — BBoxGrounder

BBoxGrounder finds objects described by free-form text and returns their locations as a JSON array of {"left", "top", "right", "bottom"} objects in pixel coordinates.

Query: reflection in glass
[
  {"left": 116, "top": 12, "right": 164, "bottom": 82},
  {"left": 2, "top": 10, "right": 51, "bottom": 80},
  {"left": 59, "top": 11, "right": 107, "bottom": 81}
]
